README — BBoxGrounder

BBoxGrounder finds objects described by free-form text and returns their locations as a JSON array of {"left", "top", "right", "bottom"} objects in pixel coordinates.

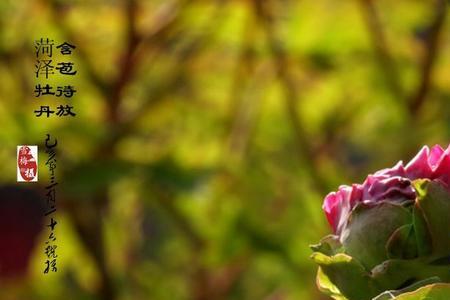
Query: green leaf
[
  {"left": 394, "top": 283, "right": 450, "bottom": 299},
  {"left": 316, "top": 267, "right": 348, "bottom": 300},
  {"left": 372, "top": 277, "right": 442, "bottom": 300}
]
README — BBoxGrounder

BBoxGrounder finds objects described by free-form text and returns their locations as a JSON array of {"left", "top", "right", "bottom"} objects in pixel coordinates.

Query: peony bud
[{"left": 311, "top": 145, "right": 450, "bottom": 299}]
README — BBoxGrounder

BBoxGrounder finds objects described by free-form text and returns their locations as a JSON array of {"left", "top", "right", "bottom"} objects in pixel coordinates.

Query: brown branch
[
  {"left": 359, "top": 0, "right": 447, "bottom": 116},
  {"left": 64, "top": 196, "right": 116, "bottom": 300},
  {"left": 107, "top": 0, "right": 140, "bottom": 123},
  {"left": 408, "top": 0, "right": 447, "bottom": 115},
  {"left": 226, "top": 11, "right": 262, "bottom": 161},
  {"left": 46, "top": 0, "right": 109, "bottom": 95},
  {"left": 103, "top": 0, "right": 226, "bottom": 147},
  {"left": 46, "top": 0, "right": 187, "bottom": 124},
  {"left": 44, "top": 2, "right": 187, "bottom": 299},
  {"left": 358, "top": 0, "right": 404, "bottom": 101},
  {"left": 133, "top": 0, "right": 187, "bottom": 60},
  {"left": 108, "top": 0, "right": 193, "bottom": 123},
  {"left": 252, "top": 0, "right": 329, "bottom": 195}
]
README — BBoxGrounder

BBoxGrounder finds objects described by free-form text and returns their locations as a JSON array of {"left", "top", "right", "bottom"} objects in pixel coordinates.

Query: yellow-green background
[{"left": 0, "top": 0, "right": 449, "bottom": 299}]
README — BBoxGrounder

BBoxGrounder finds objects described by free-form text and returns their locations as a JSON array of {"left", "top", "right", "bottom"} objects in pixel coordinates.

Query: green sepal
[
  {"left": 311, "top": 252, "right": 379, "bottom": 300},
  {"left": 342, "top": 202, "right": 412, "bottom": 270},
  {"left": 412, "top": 201, "right": 432, "bottom": 256},
  {"left": 413, "top": 179, "right": 450, "bottom": 256},
  {"left": 310, "top": 234, "right": 344, "bottom": 256},
  {"left": 386, "top": 224, "right": 417, "bottom": 259},
  {"left": 371, "top": 258, "right": 450, "bottom": 291}
]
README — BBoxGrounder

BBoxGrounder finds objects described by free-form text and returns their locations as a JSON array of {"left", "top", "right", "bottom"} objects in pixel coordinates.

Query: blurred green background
[{"left": 0, "top": 0, "right": 449, "bottom": 299}]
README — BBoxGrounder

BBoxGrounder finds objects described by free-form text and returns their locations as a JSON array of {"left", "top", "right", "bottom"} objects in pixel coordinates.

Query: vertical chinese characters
[
  {"left": 43, "top": 134, "right": 58, "bottom": 274},
  {"left": 34, "top": 38, "right": 77, "bottom": 118}
]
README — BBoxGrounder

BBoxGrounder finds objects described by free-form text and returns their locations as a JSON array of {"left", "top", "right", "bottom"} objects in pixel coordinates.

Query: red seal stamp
[{"left": 17, "top": 146, "right": 38, "bottom": 182}]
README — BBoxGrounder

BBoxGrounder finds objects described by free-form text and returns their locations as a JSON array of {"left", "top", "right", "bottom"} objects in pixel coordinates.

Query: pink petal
[
  {"left": 323, "top": 192, "right": 339, "bottom": 233},
  {"left": 431, "top": 149, "right": 450, "bottom": 187},
  {"left": 405, "top": 146, "right": 433, "bottom": 179},
  {"left": 374, "top": 161, "right": 406, "bottom": 177},
  {"left": 429, "top": 145, "right": 444, "bottom": 169}
]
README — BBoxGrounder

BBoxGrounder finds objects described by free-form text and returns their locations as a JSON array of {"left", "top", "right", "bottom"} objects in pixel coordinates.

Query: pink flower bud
[{"left": 324, "top": 145, "right": 450, "bottom": 235}]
